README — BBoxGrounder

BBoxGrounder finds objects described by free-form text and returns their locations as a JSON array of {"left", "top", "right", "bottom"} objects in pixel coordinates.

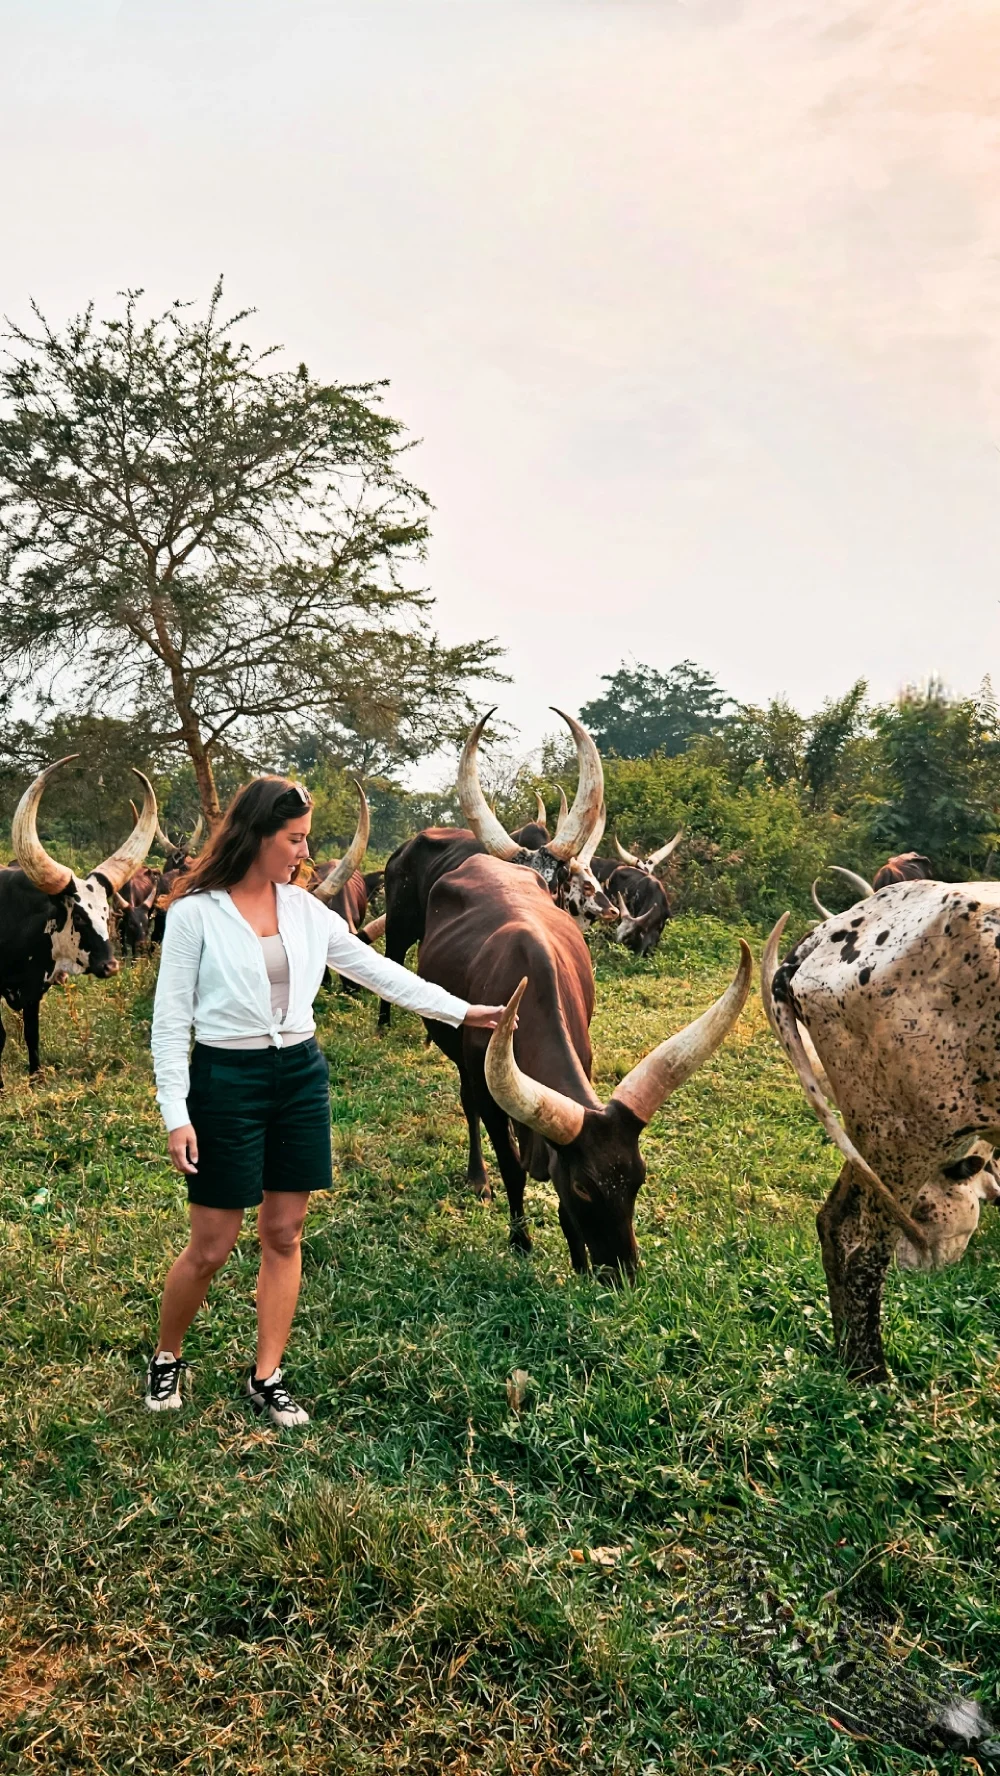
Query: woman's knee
[
  {"left": 184, "top": 1233, "right": 239, "bottom": 1277},
  {"left": 259, "top": 1216, "right": 304, "bottom": 1261}
]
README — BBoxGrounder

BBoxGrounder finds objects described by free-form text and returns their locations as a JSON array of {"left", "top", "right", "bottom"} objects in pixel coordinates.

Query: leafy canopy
[
  {"left": 579, "top": 659, "right": 730, "bottom": 759},
  {"left": 0, "top": 283, "right": 503, "bottom": 817}
]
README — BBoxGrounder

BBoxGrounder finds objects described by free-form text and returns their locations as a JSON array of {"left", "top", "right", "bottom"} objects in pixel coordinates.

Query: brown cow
[{"left": 419, "top": 854, "right": 750, "bottom": 1276}]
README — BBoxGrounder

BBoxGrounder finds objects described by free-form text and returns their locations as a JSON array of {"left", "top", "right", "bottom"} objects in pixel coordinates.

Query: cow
[
  {"left": 812, "top": 856, "right": 934, "bottom": 921},
  {"left": 149, "top": 815, "right": 204, "bottom": 946},
  {"left": 607, "top": 865, "right": 672, "bottom": 956},
  {"left": 511, "top": 790, "right": 551, "bottom": 851},
  {"left": 873, "top": 852, "right": 934, "bottom": 891},
  {"left": 762, "top": 883, "right": 1000, "bottom": 1382},
  {"left": 611, "top": 831, "right": 684, "bottom": 876},
  {"left": 419, "top": 853, "right": 751, "bottom": 1274},
  {"left": 457, "top": 709, "right": 616, "bottom": 931},
  {"left": 119, "top": 867, "right": 161, "bottom": 957},
  {"left": 375, "top": 713, "right": 614, "bottom": 1027},
  {"left": 0, "top": 757, "right": 158, "bottom": 1084}
]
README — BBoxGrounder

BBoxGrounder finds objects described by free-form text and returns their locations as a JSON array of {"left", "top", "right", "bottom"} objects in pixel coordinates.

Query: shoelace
[
  {"left": 258, "top": 1377, "right": 295, "bottom": 1410},
  {"left": 149, "top": 1358, "right": 185, "bottom": 1397}
]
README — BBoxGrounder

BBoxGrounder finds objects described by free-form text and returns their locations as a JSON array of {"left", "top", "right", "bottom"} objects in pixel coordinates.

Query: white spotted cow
[{"left": 763, "top": 882, "right": 1000, "bottom": 1381}]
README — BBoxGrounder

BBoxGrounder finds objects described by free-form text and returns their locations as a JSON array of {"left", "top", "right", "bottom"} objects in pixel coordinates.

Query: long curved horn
[
  {"left": 647, "top": 831, "right": 683, "bottom": 868},
  {"left": 576, "top": 803, "right": 606, "bottom": 870},
  {"left": 615, "top": 837, "right": 641, "bottom": 866},
  {"left": 554, "top": 785, "right": 569, "bottom": 835},
  {"left": 616, "top": 892, "right": 630, "bottom": 918},
  {"left": 313, "top": 780, "right": 371, "bottom": 902},
  {"left": 829, "top": 865, "right": 874, "bottom": 899},
  {"left": 189, "top": 814, "right": 205, "bottom": 854},
  {"left": 360, "top": 913, "right": 386, "bottom": 942},
  {"left": 534, "top": 790, "right": 547, "bottom": 825},
  {"left": 155, "top": 817, "right": 174, "bottom": 854},
  {"left": 761, "top": 915, "right": 928, "bottom": 1252},
  {"left": 811, "top": 879, "right": 835, "bottom": 921},
  {"left": 12, "top": 756, "right": 79, "bottom": 895},
  {"left": 545, "top": 711, "right": 604, "bottom": 863},
  {"left": 457, "top": 713, "right": 521, "bottom": 861},
  {"left": 485, "top": 978, "right": 589, "bottom": 1145},
  {"left": 611, "top": 940, "right": 752, "bottom": 1124},
  {"left": 93, "top": 770, "right": 159, "bottom": 892}
]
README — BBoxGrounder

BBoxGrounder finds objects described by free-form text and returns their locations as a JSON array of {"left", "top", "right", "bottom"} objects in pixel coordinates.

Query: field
[{"left": 2, "top": 916, "right": 1000, "bottom": 1774}]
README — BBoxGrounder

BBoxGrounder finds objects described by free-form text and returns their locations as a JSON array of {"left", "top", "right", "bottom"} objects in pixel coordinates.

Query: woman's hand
[
  {"left": 463, "top": 1004, "right": 512, "bottom": 1031},
  {"left": 167, "top": 1123, "right": 199, "bottom": 1175}
]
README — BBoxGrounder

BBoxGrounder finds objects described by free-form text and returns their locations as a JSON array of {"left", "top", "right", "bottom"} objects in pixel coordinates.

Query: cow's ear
[{"left": 942, "top": 1153, "right": 986, "bottom": 1182}]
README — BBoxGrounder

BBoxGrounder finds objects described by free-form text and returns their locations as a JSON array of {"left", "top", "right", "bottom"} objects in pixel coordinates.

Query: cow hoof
[
  {"left": 470, "top": 1179, "right": 492, "bottom": 1204},
  {"left": 508, "top": 1224, "right": 532, "bottom": 1255}
]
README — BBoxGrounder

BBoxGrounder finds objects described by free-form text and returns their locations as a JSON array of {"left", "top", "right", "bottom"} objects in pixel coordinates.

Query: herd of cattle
[{"left": 1, "top": 722, "right": 998, "bottom": 1385}]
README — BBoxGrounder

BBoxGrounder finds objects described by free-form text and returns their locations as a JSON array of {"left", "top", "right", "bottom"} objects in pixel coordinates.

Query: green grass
[{"left": 2, "top": 917, "right": 1000, "bottom": 1773}]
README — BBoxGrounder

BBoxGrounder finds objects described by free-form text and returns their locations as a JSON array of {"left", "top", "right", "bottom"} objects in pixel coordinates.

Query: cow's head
[
  {"left": 613, "top": 832, "right": 683, "bottom": 877},
  {"left": 892, "top": 1143, "right": 1000, "bottom": 1271},
  {"left": 458, "top": 709, "right": 616, "bottom": 927},
  {"left": 486, "top": 943, "right": 752, "bottom": 1279},
  {"left": 613, "top": 886, "right": 668, "bottom": 957},
  {"left": 14, "top": 756, "right": 159, "bottom": 981}
]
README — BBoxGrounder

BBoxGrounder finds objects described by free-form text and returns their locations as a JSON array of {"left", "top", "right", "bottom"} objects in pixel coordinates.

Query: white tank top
[{"left": 202, "top": 933, "right": 313, "bottom": 1050}]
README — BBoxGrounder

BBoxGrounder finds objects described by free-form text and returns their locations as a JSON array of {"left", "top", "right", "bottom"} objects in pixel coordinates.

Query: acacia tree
[{"left": 0, "top": 284, "right": 502, "bottom": 819}]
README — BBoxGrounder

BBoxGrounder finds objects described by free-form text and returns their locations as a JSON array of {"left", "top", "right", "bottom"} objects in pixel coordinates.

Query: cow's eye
[{"left": 571, "top": 1179, "right": 593, "bottom": 1203}]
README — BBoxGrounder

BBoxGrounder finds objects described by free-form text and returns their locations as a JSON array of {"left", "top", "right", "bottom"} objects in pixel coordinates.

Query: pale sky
[{"left": 4, "top": 0, "right": 1000, "bottom": 771}]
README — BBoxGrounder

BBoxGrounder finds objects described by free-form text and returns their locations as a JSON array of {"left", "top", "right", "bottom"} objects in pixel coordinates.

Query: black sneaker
[
  {"left": 246, "top": 1366, "right": 310, "bottom": 1427},
  {"left": 144, "top": 1350, "right": 187, "bottom": 1412}
]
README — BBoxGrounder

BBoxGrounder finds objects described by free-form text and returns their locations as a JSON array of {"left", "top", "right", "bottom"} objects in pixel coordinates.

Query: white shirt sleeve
[
  {"left": 151, "top": 900, "right": 204, "bottom": 1131},
  {"left": 325, "top": 909, "right": 470, "bottom": 1026}
]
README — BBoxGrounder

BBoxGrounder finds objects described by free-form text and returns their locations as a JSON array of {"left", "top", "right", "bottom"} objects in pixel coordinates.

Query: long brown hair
[{"left": 172, "top": 777, "right": 313, "bottom": 899}]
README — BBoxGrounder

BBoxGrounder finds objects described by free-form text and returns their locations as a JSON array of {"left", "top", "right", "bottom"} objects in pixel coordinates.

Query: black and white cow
[{"left": 0, "top": 757, "right": 158, "bottom": 1083}]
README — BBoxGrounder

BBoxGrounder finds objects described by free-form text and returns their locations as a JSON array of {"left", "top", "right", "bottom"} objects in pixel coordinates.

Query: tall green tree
[
  {"left": 0, "top": 284, "right": 502, "bottom": 819},
  {"left": 802, "top": 679, "right": 869, "bottom": 806},
  {"left": 871, "top": 683, "right": 999, "bottom": 875},
  {"left": 579, "top": 659, "right": 730, "bottom": 758}
]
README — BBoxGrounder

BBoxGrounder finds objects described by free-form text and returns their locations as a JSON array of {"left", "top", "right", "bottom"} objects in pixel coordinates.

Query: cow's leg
[
  {"left": 557, "top": 1203, "right": 589, "bottom": 1275},
  {"left": 816, "top": 1163, "right": 892, "bottom": 1383},
  {"left": 0, "top": 1005, "right": 6, "bottom": 1089},
  {"left": 458, "top": 1065, "right": 491, "bottom": 1201},
  {"left": 22, "top": 997, "right": 42, "bottom": 1077},
  {"left": 479, "top": 1096, "right": 532, "bottom": 1253},
  {"left": 378, "top": 926, "right": 413, "bottom": 1028}
]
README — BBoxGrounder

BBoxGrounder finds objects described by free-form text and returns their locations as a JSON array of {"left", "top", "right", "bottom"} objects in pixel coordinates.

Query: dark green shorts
[{"left": 185, "top": 1039, "right": 333, "bottom": 1210}]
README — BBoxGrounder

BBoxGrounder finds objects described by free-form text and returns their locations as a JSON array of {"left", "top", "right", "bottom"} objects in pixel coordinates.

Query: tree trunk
[{"left": 149, "top": 589, "right": 222, "bottom": 825}]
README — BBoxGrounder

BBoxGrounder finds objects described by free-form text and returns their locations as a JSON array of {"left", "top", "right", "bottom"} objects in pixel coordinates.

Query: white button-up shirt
[{"left": 151, "top": 883, "right": 469, "bottom": 1131}]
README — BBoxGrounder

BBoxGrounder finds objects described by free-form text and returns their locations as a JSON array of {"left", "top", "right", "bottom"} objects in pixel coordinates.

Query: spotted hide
[{"left": 765, "top": 880, "right": 1000, "bottom": 1381}]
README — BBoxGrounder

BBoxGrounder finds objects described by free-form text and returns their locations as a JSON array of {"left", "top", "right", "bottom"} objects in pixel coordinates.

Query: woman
[{"left": 148, "top": 776, "right": 505, "bottom": 1427}]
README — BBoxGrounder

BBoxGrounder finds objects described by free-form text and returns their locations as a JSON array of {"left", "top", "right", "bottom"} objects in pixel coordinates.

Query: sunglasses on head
[{"left": 272, "top": 782, "right": 312, "bottom": 817}]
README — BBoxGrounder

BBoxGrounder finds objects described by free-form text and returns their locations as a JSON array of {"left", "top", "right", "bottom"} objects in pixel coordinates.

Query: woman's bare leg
[
  {"left": 157, "top": 1205, "right": 244, "bottom": 1355},
  {"left": 255, "top": 1192, "right": 310, "bottom": 1377}
]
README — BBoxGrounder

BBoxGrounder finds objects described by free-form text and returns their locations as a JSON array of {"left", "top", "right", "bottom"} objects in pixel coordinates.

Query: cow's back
[
  {"left": 420, "top": 855, "right": 595, "bottom": 1044},
  {"left": 787, "top": 880, "right": 1000, "bottom": 1165}
]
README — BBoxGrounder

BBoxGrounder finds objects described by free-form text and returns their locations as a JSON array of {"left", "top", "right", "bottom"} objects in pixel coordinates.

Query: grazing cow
[
  {"left": 762, "top": 883, "right": 1000, "bottom": 1382},
  {"left": 0, "top": 758, "right": 158, "bottom": 1083},
  {"left": 419, "top": 854, "right": 751, "bottom": 1273},
  {"left": 607, "top": 865, "right": 672, "bottom": 956},
  {"left": 376, "top": 714, "right": 614, "bottom": 1027}
]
